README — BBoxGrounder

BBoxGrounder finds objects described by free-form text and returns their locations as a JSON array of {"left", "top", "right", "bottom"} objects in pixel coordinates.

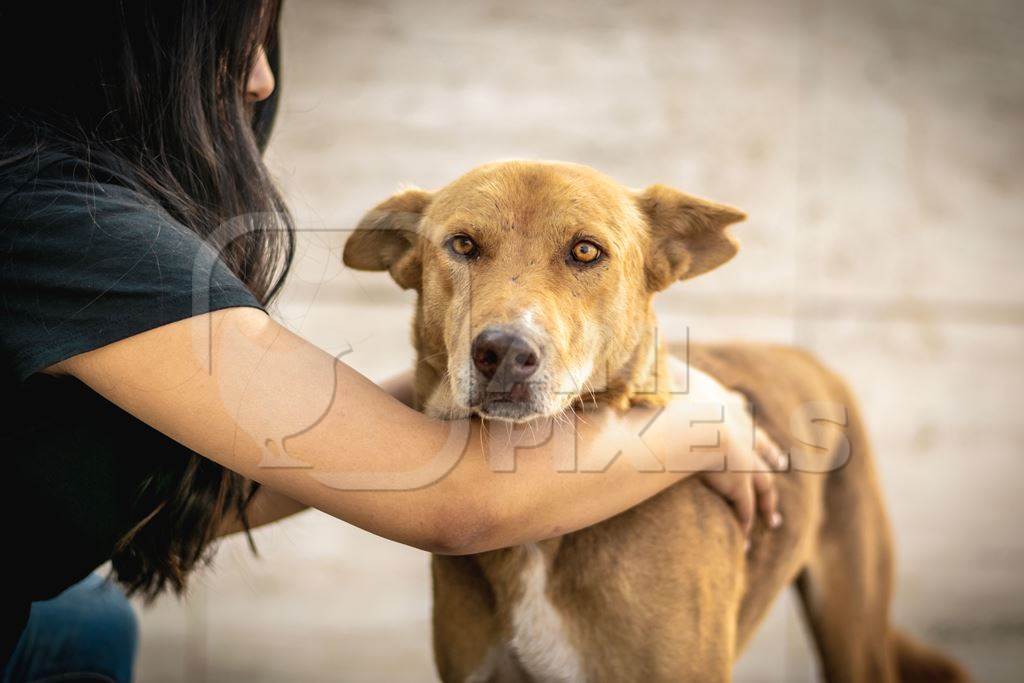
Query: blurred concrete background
[{"left": 132, "top": 0, "right": 1024, "bottom": 680}]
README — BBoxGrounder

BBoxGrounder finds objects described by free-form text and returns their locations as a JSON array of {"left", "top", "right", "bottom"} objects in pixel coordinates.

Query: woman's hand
[{"left": 668, "top": 357, "right": 786, "bottom": 537}]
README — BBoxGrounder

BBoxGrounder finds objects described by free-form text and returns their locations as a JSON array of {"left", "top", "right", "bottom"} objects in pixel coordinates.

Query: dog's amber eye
[
  {"left": 570, "top": 240, "right": 602, "bottom": 264},
  {"left": 448, "top": 235, "right": 478, "bottom": 258}
]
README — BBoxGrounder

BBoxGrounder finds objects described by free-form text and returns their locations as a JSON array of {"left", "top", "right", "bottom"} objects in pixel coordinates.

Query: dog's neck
[
  {"left": 413, "top": 305, "right": 672, "bottom": 418},
  {"left": 590, "top": 305, "right": 673, "bottom": 411}
]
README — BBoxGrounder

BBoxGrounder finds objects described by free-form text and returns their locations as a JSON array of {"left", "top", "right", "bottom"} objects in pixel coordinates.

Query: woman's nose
[{"left": 246, "top": 47, "right": 275, "bottom": 102}]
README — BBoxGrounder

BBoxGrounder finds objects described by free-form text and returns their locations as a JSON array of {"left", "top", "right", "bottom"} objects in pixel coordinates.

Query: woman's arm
[
  {"left": 218, "top": 368, "right": 420, "bottom": 537},
  {"left": 53, "top": 307, "right": 776, "bottom": 555},
  {"left": 219, "top": 486, "right": 308, "bottom": 536}
]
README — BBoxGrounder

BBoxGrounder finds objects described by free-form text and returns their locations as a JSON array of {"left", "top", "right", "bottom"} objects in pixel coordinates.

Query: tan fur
[{"left": 344, "top": 161, "right": 969, "bottom": 682}]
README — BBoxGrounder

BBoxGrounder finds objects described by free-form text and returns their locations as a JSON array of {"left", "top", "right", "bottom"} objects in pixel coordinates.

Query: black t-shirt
[{"left": 0, "top": 151, "right": 263, "bottom": 664}]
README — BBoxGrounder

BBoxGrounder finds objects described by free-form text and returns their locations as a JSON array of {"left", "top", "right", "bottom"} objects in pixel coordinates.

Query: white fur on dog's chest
[
  {"left": 467, "top": 544, "right": 585, "bottom": 683},
  {"left": 510, "top": 544, "right": 585, "bottom": 682}
]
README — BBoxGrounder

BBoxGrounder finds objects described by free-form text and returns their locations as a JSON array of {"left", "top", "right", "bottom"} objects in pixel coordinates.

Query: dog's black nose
[{"left": 472, "top": 329, "right": 540, "bottom": 382}]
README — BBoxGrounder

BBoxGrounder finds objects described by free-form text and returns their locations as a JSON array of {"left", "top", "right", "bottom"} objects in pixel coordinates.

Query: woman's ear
[
  {"left": 343, "top": 188, "right": 433, "bottom": 290},
  {"left": 634, "top": 184, "right": 746, "bottom": 291}
]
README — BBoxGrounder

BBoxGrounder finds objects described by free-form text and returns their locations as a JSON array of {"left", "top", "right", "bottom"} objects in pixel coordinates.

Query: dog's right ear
[{"left": 343, "top": 188, "right": 432, "bottom": 290}]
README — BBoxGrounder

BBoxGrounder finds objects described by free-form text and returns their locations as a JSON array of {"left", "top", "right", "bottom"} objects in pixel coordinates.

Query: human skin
[{"left": 51, "top": 306, "right": 781, "bottom": 554}]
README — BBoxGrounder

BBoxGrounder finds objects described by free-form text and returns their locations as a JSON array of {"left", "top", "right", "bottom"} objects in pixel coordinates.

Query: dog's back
[{"left": 432, "top": 343, "right": 969, "bottom": 683}]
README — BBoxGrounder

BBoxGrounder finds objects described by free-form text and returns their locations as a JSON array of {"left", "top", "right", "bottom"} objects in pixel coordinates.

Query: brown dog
[{"left": 343, "top": 161, "right": 968, "bottom": 682}]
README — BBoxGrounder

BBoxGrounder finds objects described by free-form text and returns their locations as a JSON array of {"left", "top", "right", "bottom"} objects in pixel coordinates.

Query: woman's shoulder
[
  {"left": 0, "top": 148, "right": 67, "bottom": 208},
  {"left": 0, "top": 147, "right": 143, "bottom": 214},
  {"left": 0, "top": 147, "right": 193, "bottom": 256},
  {"left": 0, "top": 145, "right": 262, "bottom": 383}
]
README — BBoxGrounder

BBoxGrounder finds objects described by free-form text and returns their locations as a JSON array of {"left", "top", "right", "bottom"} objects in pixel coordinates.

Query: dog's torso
[
  {"left": 345, "top": 160, "right": 968, "bottom": 683},
  {"left": 430, "top": 342, "right": 860, "bottom": 683}
]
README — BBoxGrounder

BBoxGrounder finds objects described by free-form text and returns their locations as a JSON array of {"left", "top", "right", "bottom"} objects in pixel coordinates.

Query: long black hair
[{"left": 0, "top": 0, "right": 294, "bottom": 599}]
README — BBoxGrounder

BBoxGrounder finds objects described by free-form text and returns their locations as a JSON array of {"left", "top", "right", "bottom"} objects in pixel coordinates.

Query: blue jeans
[{"left": 2, "top": 575, "right": 138, "bottom": 683}]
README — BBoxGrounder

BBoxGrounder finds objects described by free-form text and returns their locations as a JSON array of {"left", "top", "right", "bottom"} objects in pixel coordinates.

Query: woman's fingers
[
  {"left": 751, "top": 427, "right": 784, "bottom": 530},
  {"left": 754, "top": 470, "right": 783, "bottom": 529},
  {"left": 754, "top": 426, "right": 787, "bottom": 471},
  {"left": 679, "top": 360, "right": 788, "bottom": 541},
  {"left": 732, "top": 479, "right": 755, "bottom": 537}
]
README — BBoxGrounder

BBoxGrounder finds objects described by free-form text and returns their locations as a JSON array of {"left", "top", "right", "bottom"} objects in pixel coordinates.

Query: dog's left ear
[
  {"left": 635, "top": 185, "right": 746, "bottom": 291},
  {"left": 343, "top": 188, "right": 433, "bottom": 290}
]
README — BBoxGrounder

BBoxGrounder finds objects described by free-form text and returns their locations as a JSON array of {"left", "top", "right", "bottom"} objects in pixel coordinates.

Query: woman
[{"left": 0, "top": 2, "right": 781, "bottom": 680}]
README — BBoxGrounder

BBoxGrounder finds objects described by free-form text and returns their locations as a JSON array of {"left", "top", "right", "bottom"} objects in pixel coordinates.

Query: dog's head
[{"left": 344, "top": 161, "right": 744, "bottom": 422}]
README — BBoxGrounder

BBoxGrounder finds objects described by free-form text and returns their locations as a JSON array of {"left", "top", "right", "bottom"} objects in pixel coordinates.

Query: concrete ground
[{"left": 133, "top": 0, "right": 1024, "bottom": 680}]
